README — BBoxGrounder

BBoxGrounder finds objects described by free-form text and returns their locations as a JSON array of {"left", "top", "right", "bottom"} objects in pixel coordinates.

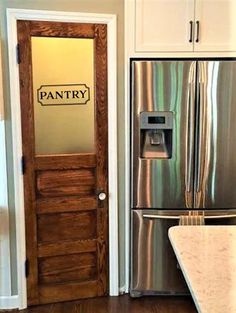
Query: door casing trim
[
  {"left": 0, "top": 40, "right": 12, "bottom": 305},
  {"left": 7, "top": 8, "right": 118, "bottom": 309}
]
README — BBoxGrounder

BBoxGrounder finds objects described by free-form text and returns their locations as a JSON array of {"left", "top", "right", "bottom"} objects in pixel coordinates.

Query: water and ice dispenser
[{"left": 140, "top": 112, "right": 173, "bottom": 159}]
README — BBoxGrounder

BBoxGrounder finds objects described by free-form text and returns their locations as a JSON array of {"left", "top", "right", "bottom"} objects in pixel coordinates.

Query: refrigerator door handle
[
  {"left": 185, "top": 62, "right": 196, "bottom": 209},
  {"left": 143, "top": 214, "right": 236, "bottom": 220},
  {"left": 196, "top": 79, "right": 206, "bottom": 193},
  {"left": 205, "top": 214, "right": 236, "bottom": 220},
  {"left": 143, "top": 214, "right": 180, "bottom": 220},
  {"left": 186, "top": 79, "right": 195, "bottom": 193}
]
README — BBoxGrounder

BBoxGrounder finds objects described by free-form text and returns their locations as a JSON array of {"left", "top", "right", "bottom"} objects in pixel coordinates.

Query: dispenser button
[{"left": 150, "top": 131, "right": 163, "bottom": 145}]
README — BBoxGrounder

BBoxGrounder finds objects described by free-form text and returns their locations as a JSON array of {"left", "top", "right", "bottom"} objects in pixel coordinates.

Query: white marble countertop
[{"left": 168, "top": 226, "right": 236, "bottom": 313}]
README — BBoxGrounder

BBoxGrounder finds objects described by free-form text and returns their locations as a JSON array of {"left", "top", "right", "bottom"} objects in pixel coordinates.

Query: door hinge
[
  {"left": 21, "top": 155, "right": 25, "bottom": 175},
  {"left": 25, "top": 259, "right": 29, "bottom": 278},
  {"left": 16, "top": 43, "right": 21, "bottom": 64}
]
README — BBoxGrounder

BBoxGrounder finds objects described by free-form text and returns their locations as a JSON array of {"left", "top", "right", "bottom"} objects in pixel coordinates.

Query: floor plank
[{"left": 8, "top": 294, "right": 197, "bottom": 313}]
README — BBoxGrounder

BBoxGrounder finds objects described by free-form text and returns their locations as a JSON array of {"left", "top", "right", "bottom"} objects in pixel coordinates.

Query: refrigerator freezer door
[
  {"left": 130, "top": 210, "right": 189, "bottom": 296},
  {"left": 130, "top": 209, "right": 236, "bottom": 297},
  {"left": 195, "top": 61, "right": 236, "bottom": 208},
  {"left": 131, "top": 61, "right": 196, "bottom": 208}
]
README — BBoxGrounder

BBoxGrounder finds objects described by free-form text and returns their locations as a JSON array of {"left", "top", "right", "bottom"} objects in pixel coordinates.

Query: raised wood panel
[
  {"left": 35, "top": 154, "right": 96, "bottom": 170},
  {"left": 38, "top": 239, "right": 97, "bottom": 258},
  {"left": 39, "top": 252, "right": 97, "bottom": 284},
  {"left": 37, "top": 211, "right": 97, "bottom": 243},
  {"left": 39, "top": 281, "right": 98, "bottom": 304},
  {"left": 37, "top": 197, "right": 97, "bottom": 214},
  {"left": 38, "top": 185, "right": 94, "bottom": 198},
  {"left": 36, "top": 170, "right": 95, "bottom": 197}
]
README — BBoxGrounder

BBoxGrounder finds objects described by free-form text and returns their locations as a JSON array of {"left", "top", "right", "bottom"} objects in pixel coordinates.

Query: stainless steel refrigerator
[{"left": 130, "top": 60, "right": 236, "bottom": 297}]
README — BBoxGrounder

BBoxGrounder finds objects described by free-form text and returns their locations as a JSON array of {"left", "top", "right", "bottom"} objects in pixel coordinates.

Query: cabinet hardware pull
[
  {"left": 189, "top": 21, "right": 193, "bottom": 42},
  {"left": 196, "top": 21, "right": 200, "bottom": 42}
]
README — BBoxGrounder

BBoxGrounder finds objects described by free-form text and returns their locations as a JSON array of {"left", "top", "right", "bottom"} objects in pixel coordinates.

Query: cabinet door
[
  {"left": 195, "top": 0, "right": 236, "bottom": 52},
  {"left": 135, "top": 0, "right": 195, "bottom": 52}
]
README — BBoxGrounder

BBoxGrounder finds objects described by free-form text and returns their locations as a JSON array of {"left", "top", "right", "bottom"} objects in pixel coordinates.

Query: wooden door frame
[{"left": 7, "top": 8, "right": 118, "bottom": 309}]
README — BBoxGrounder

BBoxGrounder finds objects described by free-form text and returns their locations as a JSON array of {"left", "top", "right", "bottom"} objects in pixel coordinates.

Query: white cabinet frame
[{"left": 126, "top": 0, "right": 236, "bottom": 58}]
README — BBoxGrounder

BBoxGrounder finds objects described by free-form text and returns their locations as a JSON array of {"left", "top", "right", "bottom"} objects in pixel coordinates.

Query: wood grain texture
[
  {"left": 17, "top": 20, "right": 39, "bottom": 305},
  {"left": 9, "top": 295, "right": 197, "bottom": 313},
  {"left": 29, "top": 21, "right": 95, "bottom": 38},
  {"left": 36, "top": 170, "right": 95, "bottom": 197},
  {"left": 18, "top": 20, "right": 108, "bottom": 305},
  {"left": 94, "top": 24, "right": 109, "bottom": 296},
  {"left": 35, "top": 154, "right": 96, "bottom": 170},
  {"left": 38, "top": 239, "right": 97, "bottom": 258},
  {"left": 37, "top": 196, "right": 97, "bottom": 214},
  {"left": 38, "top": 252, "right": 97, "bottom": 284},
  {"left": 39, "top": 281, "right": 98, "bottom": 304},
  {"left": 37, "top": 211, "right": 97, "bottom": 242},
  {"left": 38, "top": 185, "right": 94, "bottom": 198}
]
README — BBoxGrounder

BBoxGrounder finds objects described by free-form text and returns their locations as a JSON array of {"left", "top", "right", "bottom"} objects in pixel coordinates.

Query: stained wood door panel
[
  {"left": 39, "top": 281, "right": 98, "bottom": 304},
  {"left": 37, "top": 196, "right": 97, "bottom": 214},
  {"left": 36, "top": 169, "right": 95, "bottom": 197},
  {"left": 37, "top": 211, "right": 97, "bottom": 242},
  {"left": 28, "top": 21, "right": 95, "bottom": 38},
  {"left": 38, "top": 252, "right": 97, "bottom": 284},
  {"left": 36, "top": 169, "right": 95, "bottom": 187},
  {"left": 38, "top": 239, "right": 97, "bottom": 258},
  {"left": 35, "top": 154, "right": 96, "bottom": 170},
  {"left": 37, "top": 185, "right": 95, "bottom": 198},
  {"left": 39, "top": 263, "right": 97, "bottom": 285},
  {"left": 18, "top": 20, "right": 108, "bottom": 305}
]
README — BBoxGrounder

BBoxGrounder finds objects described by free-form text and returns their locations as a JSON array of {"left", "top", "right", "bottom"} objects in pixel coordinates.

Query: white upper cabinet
[
  {"left": 135, "top": 0, "right": 195, "bottom": 52},
  {"left": 133, "top": 0, "right": 236, "bottom": 53},
  {"left": 195, "top": 0, "right": 236, "bottom": 52}
]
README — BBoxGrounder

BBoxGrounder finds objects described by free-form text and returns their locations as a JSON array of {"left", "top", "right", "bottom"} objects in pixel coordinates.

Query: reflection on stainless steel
[
  {"left": 195, "top": 62, "right": 207, "bottom": 207},
  {"left": 146, "top": 218, "right": 154, "bottom": 289},
  {"left": 132, "top": 60, "right": 236, "bottom": 209},
  {"left": 131, "top": 210, "right": 236, "bottom": 296},
  {"left": 130, "top": 59, "right": 236, "bottom": 298},
  {"left": 132, "top": 61, "right": 196, "bottom": 208},
  {"left": 185, "top": 63, "right": 196, "bottom": 208},
  {"left": 210, "top": 62, "right": 219, "bottom": 204},
  {"left": 142, "top": 130, "right": 171, "bottom": 159},
  {"left": 195, "top": 61, "right": 236, "bottom": 208},
  {"left": 131, "top": 210, "right": 189, "bottom": 295}
]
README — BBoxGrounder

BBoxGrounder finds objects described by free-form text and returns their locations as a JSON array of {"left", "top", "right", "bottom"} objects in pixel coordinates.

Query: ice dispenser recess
[{"left": 140, "top": 112, "right": 173, "bottom": 159}]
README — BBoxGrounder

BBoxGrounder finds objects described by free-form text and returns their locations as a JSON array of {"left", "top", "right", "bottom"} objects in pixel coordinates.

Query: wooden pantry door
[{"left": 17, "top": 20, "right": 108, "bottom": 305}]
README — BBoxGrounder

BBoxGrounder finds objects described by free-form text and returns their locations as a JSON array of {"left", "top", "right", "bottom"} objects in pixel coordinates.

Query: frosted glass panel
[{"left": 31, "top": 37, "right": 94, "bottom": 154}]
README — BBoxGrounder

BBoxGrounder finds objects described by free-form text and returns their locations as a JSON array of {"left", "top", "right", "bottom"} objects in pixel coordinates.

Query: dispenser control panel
[{"left": 140, "top": 111, "right": 173, "bottom": 129}]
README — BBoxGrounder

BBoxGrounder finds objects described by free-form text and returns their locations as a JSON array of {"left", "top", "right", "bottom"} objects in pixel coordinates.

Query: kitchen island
[{"left": 168, "top": 226, "right": 236, "bottom": 313}]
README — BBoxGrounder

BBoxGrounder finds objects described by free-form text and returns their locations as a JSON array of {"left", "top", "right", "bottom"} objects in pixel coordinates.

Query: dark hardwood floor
[{"left": 9, "top": 294, "right": 197, "bottom": 313}]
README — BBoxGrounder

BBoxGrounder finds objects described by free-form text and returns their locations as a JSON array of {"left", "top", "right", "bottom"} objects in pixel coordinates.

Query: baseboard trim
[
  {"left": 0, "top": 295, "right": 20, "bottom": 309},
  {"left": 119, "top": 285, "right": 128, "bottom": 295}
]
